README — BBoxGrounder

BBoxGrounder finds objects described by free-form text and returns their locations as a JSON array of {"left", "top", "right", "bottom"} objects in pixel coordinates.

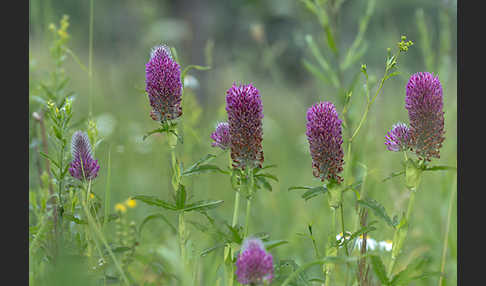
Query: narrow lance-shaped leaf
[
  {"left": 181, "top": 200, "right": 224, "bottom": 212},
  {"left": 358, "top": 198, "right": 397, "bottom": 228},
  {"left": 131, "top": 195, "right": 178, "bottom": 210},
  {"left": 139, "top": 213, "right": 177, "bottom": 235},
  {"left": 370, "top": 255, "right": 390, "bottom": 285}
]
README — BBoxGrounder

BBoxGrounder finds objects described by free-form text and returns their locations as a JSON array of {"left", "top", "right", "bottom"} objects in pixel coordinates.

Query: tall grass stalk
[
  {"left": 243, "top": 167, "right": 255, "bottom": 238},
  {"left": 438, "top": 175, "right": 456, "bottom": 286},
  {"left": 88, "top": 0, "right": 94, "bottom": 116},
  {"left": 81, "top": 181, "right": 130, "bottom": 286},
  {"left": 225, "top": 151, "right": 239, "bottom": 286},
  {"left": 103, "top": 147, "right": 111, "bottom": 233}
]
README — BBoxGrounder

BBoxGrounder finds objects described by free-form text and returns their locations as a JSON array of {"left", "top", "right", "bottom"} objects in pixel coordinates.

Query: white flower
[
  {"left": 354, "top": 235, "right": 377, "bottom": 251},
  {"left": 378, "top": 240, "right": 393, "bottom": 252}
]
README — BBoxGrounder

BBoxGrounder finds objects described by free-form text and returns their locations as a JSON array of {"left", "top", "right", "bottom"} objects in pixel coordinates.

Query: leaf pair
[{"left": 370, "top": 255, "right": 442, "bottom": 286}]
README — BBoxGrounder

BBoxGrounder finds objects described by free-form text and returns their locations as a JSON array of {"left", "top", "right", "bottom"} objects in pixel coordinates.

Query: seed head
[
  {"left": 145, "top": 45, "right": 183, "bottom": 122},
  {"left": 405, "top": 72, "right": 445, "bottom": 160},
  {"left": 226, "top": 83, "right": 264, "bottom": 169},
  {"left": 306, "top": 102, "right": 344, "bottom": 183}
]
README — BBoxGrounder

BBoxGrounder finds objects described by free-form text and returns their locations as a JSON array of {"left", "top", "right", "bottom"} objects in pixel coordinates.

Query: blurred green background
[{"left": 29, "top": 0, "right": 457, "bottom": 285}]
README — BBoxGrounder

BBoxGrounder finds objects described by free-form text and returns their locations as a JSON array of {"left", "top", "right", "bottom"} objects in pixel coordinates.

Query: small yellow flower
[
  {"left": 125, "top": 199, "right": 137, "bottom": 208},
  {"left": 115, "top": 203, "right": 127, "bottom": 213},
  {"left": 57, "top": 29, "right": 69, "bottom": 40},
  {"left": 89, "top": 193, "right": 95, "bottom": 199}
]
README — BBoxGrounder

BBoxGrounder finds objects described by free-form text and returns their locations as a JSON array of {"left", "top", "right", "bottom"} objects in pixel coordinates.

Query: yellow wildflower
[
  {"left": 115, "top": 203, "right": 127, "bottom": 213},
  {"left": 89, "top": 193, "right": 95, "bottom": 199},
  {"left": 125, "top": 199, "right": 137, "bottom": 208}
]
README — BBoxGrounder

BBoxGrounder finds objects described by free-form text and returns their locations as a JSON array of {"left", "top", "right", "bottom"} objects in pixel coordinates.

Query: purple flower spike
[
  {"left": 145, "top": 45, "right": 183, "bottom": 122},
  {"left": 385, "top": 123, "right": 412, "bottom": 152},
  {"left": 69, "top": 131, "right": 100, "bottom": 181},
  {"left": 226, "top": 83, "right": 264, "bottom": 169},
  {"left": 235, "top": 238, "right": 274, "bottom": 285},
  {"left": 405, "top": 72, "right": 445, "bottom": 160},
  {"left": 306, "top": 102, "right": 344, "bottom": 183},
  {"left": 211, "top": 122, "right": 231, "bottom": 150}
]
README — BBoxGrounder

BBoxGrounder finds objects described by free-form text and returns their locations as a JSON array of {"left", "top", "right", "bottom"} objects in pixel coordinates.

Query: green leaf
[
  {"left": 181, "top": 200, "right": 224, "bottom": 212},
  {"left": 385, "top": 71, "right": 401, "bottom": 81},
  {"left": 341, "top": 42, "right": 368, "bottom": 71},
  {"left": 390, "top": 256, "right": 438, "bottom": 285},
  {"left": 288, "top": 185, "right": 328, "bottom": 201},
  {"left": 302, "top": 59, "right": 332, "bottom": 85},
  {"left": 382, "top": 170, "right": 405, "bottom": 182},
  {"left": 142, "top": 127, "right": 165, "bottom": 141},
  {"left": 112, "top": 246, "right": 132, "bottom": 253},
  {"left": 185, "top": 154, "right": 217, "bottom": 171},
  {"left": 358, "top": 198, "right": 396, "bottom": 228},
  {"left": 288, "top": 186, "right": 316, "bottom": 191},
  {"left": 324, "top": 26, "right": 338, "bottom": 55},
  {"left": 370, "top": 255, "right": 390, "bottom": 285},
  {"left": 182, "top": 164, "right": 229, "bottom": 176},
  {"left": 343, "top": 222, "right": 378, "bottom": 248},
  {"left": 182, "top": 65, "right": 211, "bottom": 83},
  {"left": 264, "top": 240, "right": 289, "bottom": 250},
  {"left": 260, "top": 164, "right": 277, "bottom": 170},
  {"left": 423, "top": 165, "right": 456, "bottom": 172},
  {"left": 98, "top": 213, "right": 120, "bottom": 224},
  {"left": 256, "top": 173, "right": 278, "bottom": 182},
  {"left": 200, "top": 243, "right": 226, "bottom": 257},
  {"left": 225, "top": 223, "right": 243, "bottom": 244},
  {"left": 301, "top": 187, "right": 328, "bottom": 201},
  {"left": 308, "top": 278, "right": 326, "bottom": 283},
  {"left": 63, "top": 213, "right": 87, "bottom": 224},
  {"left": 175, "top": 185, "right": 186, "bottom": 209},
  {"left": 139, "top": 213, "right": 177, "bottom": 235},
  {"left": 39, "top": 151, "right": 60, "bottom": 169},
  {"left": 256, "top": 176, "right": 273, "bottom": 192},
  {"left": 132, "top": 195, "right": 178, "bottom": 210}
]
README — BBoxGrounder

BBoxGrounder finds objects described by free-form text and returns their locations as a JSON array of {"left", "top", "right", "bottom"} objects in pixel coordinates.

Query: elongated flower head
[
  {"left": 211, "top": 122, "right": 231, "bottom": 150},
  {"left": 235, "top": 238, "right": 274, "bottom": 285},
  {"left": 385, "top": 122, "right": 412, "bottom": 152},
  {"left": 306, "top": 102, "right": 344, "bottom": 183},
  {"left": 69, "top": 131, "right": 100, "bottom": 181},
  {"left": 145, "top": 45, "right": 183, "bottom": 122},
  {"left": 226, "top": 83, "right": 264, "bottom": 169},
  {"left": 405, "top": 72, "right": 445, "bottom": 160}
]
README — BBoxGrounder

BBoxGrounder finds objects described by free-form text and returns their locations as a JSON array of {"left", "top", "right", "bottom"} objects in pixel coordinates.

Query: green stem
[
  {"left": 178, "top": 211, "right": 187, "bottom": 266},
  {"left": 282, "top": 259, "right": 330, "bottom": 286},
  {"left": 232, "top": 192, "right": 241, "bottom": 229},
  {"left": 82, "top": 182, "right": 129, "bottom": 286},
  {"left": 340, "top": 201, "right": 349, "bottom": 256},
  {"left": 438, "top": 175, "right": 456, "bottom": 286},
  {"left": 324, "top": 207, "right": 338, "bottom": 286},
  {"left": 88, "top": 0, "right": 94, "bottom": 116},
  {"left": 225, "top": 151, "right": 238, "bottom": 286},
  {"left": 225, "top": 192, "right": 240, "bottom": 286},
  {"left": 387, "top": 188, "right": 416, "bottom": 277},
  {"left": 351, "top": 51, "right": 402, "bottom": 142},
  {"left": 244, "top": 198, "right": 252, "bottom": 238}
]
